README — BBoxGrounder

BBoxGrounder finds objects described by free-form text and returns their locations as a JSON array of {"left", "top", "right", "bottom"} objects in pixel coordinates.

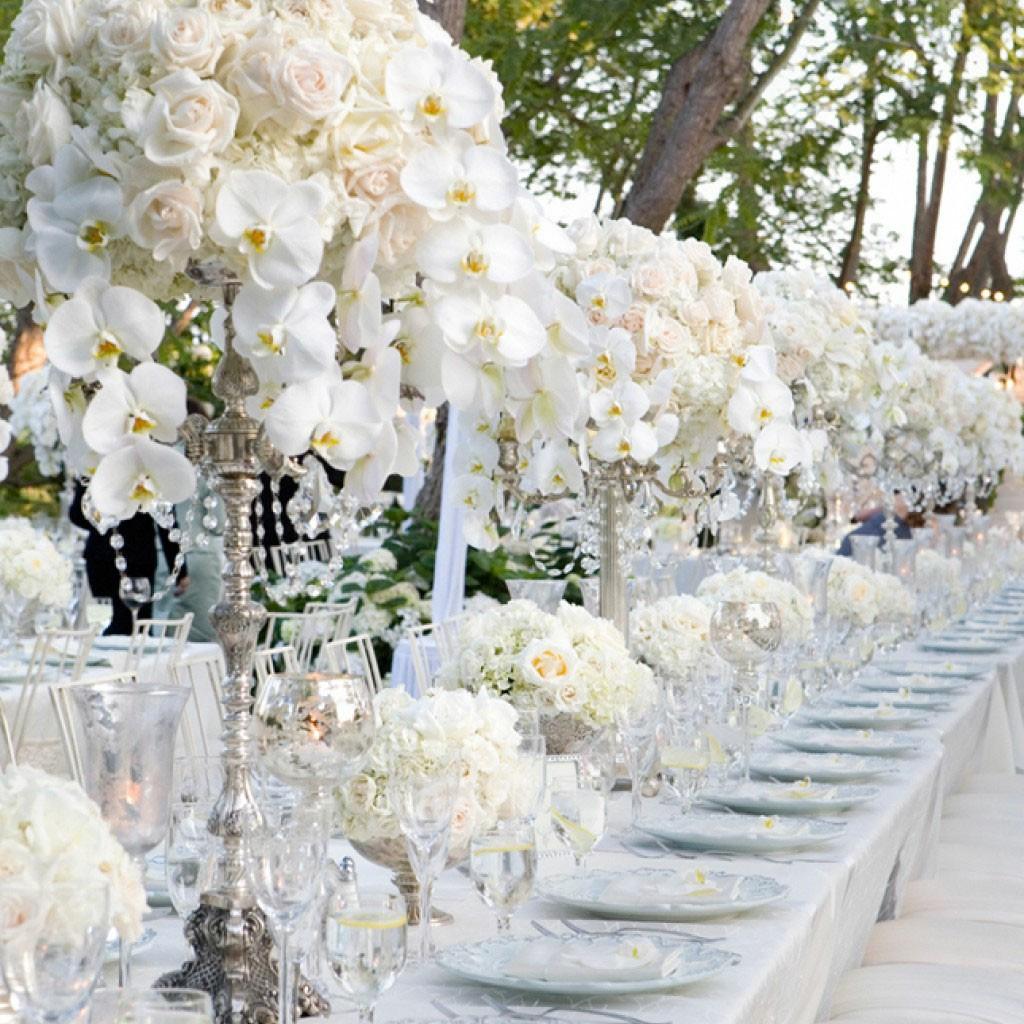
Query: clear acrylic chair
[
  {"left": 50, "top": 669, "right": 137, "bottom": 784},
  {"left": 11, "top": 625, "right": 98, "bottom": 764},
  {"left": 171, "top": 650, "right": 226, "bottom": 759},
  {"left": 253, "top": 644, "right": 300, "bottom": 700},
  {"left": 125, "top": 613, "right": 194, "bottom": 674},
  {"left": 318, "top": 634, "right": 384, "bottom": 694},
  {"left": 260, "top": 601, "right": 354, "bottom": 670},
  {"left": 407, "top": 615, "right": 464, "bottom": 694},
  {"left": 1, "top": 702, "right": 15, "bottom": 768}
]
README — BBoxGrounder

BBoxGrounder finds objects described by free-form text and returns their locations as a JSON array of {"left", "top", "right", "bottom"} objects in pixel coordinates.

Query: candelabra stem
[
  {"left": 755, "top": 475, "right": 780, "bottom": 569},
  {"left": 597, "top": 478, "right": 629, "bottom": 642}
]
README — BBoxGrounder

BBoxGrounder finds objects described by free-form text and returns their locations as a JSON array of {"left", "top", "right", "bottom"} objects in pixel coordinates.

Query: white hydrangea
[
  {"left": 697, "top": 567, "right": 811, "bottom": 648},
  {"left": 0, "top": 518, "right": 72, "bottom": 606},
  {"left": 631, "top": 594, "right": 711, "bottom": 679}
]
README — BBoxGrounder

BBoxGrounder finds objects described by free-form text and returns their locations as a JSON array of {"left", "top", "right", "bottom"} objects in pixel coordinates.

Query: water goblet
[
  {"left": 389, "top": 759, "right": 460, "bottom": 963},
  {"left": 0, "top": 881, "right": 109, "bottom": 1024},
  {"left": 505, "top": 734, "right": 546, "bottom": 824},
  {"left": 324, "top": 889, "right": 407, "bottom": 1024},
  {"left": 90, "top": 988, "right": 215, "bottom": 1024},
  {"left": 577, "top": 728, "right": 619, "bottom": 799},
  {"left": 660, "top": 718, "right": 709, "bottom": 809},
  {"left": 550, "top": 786, "right": 606, "bottom": 872},
  {"left": 250, "top": 828, "right": 326, "bottom": 1024},
  {"left": 165, "top": 802, "right": 216, "bottom": 920},
  {"left": 615, "top": 693, "right": 662, "bottom": 825},
  {"left": 709, "top": 600, "right": 782, "bottom": 781},
  {"left": 118, "top": 576, "right": 151, "bottom": 632},
  {"left": 469, "top": 823, "right": 537, "bottom": 933}
]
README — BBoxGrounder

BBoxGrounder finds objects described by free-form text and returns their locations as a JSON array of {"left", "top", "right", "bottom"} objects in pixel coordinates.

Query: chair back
[
  {"left": 126, "top": 614, "right": 194, "bottom": 673},
  {"left": 253, "top": 645, "right": 300, "bottom": 699},
  {"left": 319, "top": 634, "right": 384, "bottom": 694},
  {"left": 171, "top": 650, "right": 226, "bottom": 759}
]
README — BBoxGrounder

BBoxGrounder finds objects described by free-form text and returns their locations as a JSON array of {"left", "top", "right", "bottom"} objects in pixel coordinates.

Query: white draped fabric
[{"left": 125, "top": 629, "right": 1024, "bottom": 1023}]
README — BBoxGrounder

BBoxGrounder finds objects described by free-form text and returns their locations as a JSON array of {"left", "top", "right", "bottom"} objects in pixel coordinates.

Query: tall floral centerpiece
[
  {"left": 455, "top": 216, "right": 814, "bottom": 634},
  {"left": 0, "top": 2, "right": 567, "bottom": 1017}
]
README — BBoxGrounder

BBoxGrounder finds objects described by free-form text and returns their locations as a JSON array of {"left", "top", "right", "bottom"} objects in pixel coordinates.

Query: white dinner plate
[
  {"left": 437, "top": 934, "right": 738, "bottom": 997},
  {"left": 638, "top": 809, "right": 844, "bottom": 853},
  {"left": 751, "top": 751, "right": 898, "bottom": 783},
  {"left": 537, "top": 868, "right": 787, "bottom": 921},
  {"left": 918, "top": 637, "right": 1005, "bottom": 655},
  {"left": 875, "top": 658, "right": 985, "bottom": 678},
  {"left": 798, "top": 706, "right": 929, "bottom": 730},
  {"left": 857, "top": 673, "right": 967, "bottom": 695},
  {"left": 774, "top": 728, "right": 919, "bottom": 757},
  {"left": 837, "top": 690, "right": 950, "bottom": 711},
  {"left": 701, "top": 780, "right": 879, "bottom": 816}
]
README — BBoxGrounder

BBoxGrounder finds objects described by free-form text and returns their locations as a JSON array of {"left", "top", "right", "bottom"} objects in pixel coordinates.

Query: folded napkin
[
  {"left": 503, "top": 936, "right": 682, "bottom": 983},
  {"left": 601, "top": 868, "right": 733, "bottom": 906}
]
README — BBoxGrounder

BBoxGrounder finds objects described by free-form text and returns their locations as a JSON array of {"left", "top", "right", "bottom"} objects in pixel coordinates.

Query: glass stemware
[
  {"left": 615, "top": 694, "right": 662, "bottom": 825},
  {"left": 165, "top": 801, "right": 216, "bottom": 920},
  {"left": 709, "top": 600, "right": 782, "bottom": 782},
  {"left": 324, "top": 888, "right": 407, "bottom": 1024},
  {"left": 0, "top": 881, "right": 110, "bottom": 1024},
  {"left": 250, "top": 829, "right": 325, "bottom": 1024},
  {"left": 469, "top": 824, "right": 537, "bottom": 933},
  {"left": 118, "top": 576, "right": 151, "bottom": 632},
  {"left": 550, "top": 786, "right": 606, "bottom": 871},
  {"left": 389, "top": 760, "right": 460, "bottom": 963},
  {"left": 90, "top": 988, "right": 215, "bottom": 1024},
  {"left": 505, "top": 734, "right": 546, "bottom": 824},
  {"left": 660, "top": 716, "right": 709, "bottom": 809}
]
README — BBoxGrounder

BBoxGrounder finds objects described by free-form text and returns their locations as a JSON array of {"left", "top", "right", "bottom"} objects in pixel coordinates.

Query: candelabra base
[{"left": 156, "top": 903, "right": 329, "bottom": 1024}]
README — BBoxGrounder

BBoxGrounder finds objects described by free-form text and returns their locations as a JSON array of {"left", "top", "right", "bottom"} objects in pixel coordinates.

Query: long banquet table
[{"left": 130, "top": 619, "right": 1024, "bottom": 1024}]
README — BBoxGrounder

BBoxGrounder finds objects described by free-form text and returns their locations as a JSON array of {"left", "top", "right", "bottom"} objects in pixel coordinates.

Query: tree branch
[{"left": 417, "top": 0, "right": 467, "bottom": 42}]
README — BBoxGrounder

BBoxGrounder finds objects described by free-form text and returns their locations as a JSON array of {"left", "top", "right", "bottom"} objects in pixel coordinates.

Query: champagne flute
[
  {"left": 389, "top": 759, "right": 460, "bottom": 963},
  {"left": 550, "top": 786, "right": 605, "bottom": 872},
  {"left": 469, "top": 824, "right": 536, "bottom": 933},
  {"left": 0, "top": 880, "right": 109, "bottom": 1024},
  {"left": 250, "top": 829, "right": 325, "bottom": 1024},
  {"left": 118, "top": 576, "right": 151, "bottom": 633},
  {"left": 324, "top": 889, "right": 407, "bottom": 1024}
]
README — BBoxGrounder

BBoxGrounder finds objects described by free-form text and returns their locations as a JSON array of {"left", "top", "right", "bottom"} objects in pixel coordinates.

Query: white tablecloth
[{"left": 127, "top": 627, "right": 1024, "bottom": 1024}]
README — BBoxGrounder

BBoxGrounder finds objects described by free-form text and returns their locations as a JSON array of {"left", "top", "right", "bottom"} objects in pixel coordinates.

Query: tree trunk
[
  {"left": 620, "top": 0, "right": 773, "bottom": 230},
  {"left": 417, "top": 0, "right": 467, "bottom": 42},
  {"left": 908, "top": 3, "right": 972, "bottom": 301},
  {"left": 413, "top": 402, "right": 448, "bottom": 519},
  {"left": 837, "top": 100, "right": 879, "bottom": 288}
]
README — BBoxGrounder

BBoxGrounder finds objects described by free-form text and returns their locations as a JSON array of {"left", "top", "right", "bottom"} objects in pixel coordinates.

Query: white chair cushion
[
  {"left": 901, "top": 876, "right": 1024, "bottom": 927},
  {"left": 942, "top": 792, "right": 1021, "bottom": 819},
  {"left": 938, "top": 840, "right": 1024, "bottom": 880},
  {"left": 862, "top": 918, "right": 1024, "bottom": 971},
  {"left": 939, "top": 816, "right": 1024, "bottom": 846},
  {"left": 829, "top": 963, "right": 1024, "bottom": 1022},
  {"left": 955, "top": 773, "right": 1024, "bottom": 797}
]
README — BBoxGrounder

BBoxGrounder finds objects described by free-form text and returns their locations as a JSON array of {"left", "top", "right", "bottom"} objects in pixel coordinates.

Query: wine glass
[
  {"left": 389, "top": 759, "right": 460, "bottom": 964},
  {"left": 118, "top": 576, "right": 151, "bottom": 633},
  {"left": 0, "top": 881, "right": 109, "bottom": 1024},
  {"left": 324, "top": 888, "right": 407, "bottom": 1024},
  {"left": 165, "top": 802, "right": 216, "bottom": 919},
  {"left": 505, "top": 734, "right": 546, "bottom": 824},
  {"left": 709, "top": 600, "right": 782, "bottom": 781},
  {"left": 250, "top": 829, "right": 325, "bottom": 1024},
  {"left": 615, "top": 693, "right": 662, "bottom": 825},
  {"left": 90, "top": 988, "right": 215, "bottom": 1024},
  {"left": 550, "top": 786, "right": 605, "bottom": 871},
  {"left": 660, "top": 716, "right": 710, "bottom": 809},
  {"left": 469, "top": 823, "right": 536, "bottom": 933}
]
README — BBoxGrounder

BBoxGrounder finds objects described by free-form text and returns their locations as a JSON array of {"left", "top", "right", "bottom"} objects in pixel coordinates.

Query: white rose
[
  {"left": 9, "top": 0, "right": 78, "bottom": 67},
  {"left": 521, "top": 639, "right": 578, "bottom": 690},
  {"left": 271, "top": 42, "right": 352, "bottom": 123},
  {"left": 127, "top": 179, "right": 203, "bottom": 265},
  {"left": 141, "top": 69, "right": 239, "bottom": 169},
  {"left": 151, "top": 7, "right": 224, "bottom": 76},
  {"left": 93, "top": 1, "right": 153, "bottom": 61},
  {"left": 16, "top": 82, "right": 72, "bottom": 166}
]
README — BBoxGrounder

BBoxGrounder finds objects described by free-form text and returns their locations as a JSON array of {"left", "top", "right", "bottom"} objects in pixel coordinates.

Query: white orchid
[
  {"left": 48, "top": 369, "right": 96, "bottom": 475},
  {"left": 434, "top": 291, "right": 546, "bottom": 367},
  {"left": 232, "top": 281, "right": 337, "bottom": 384},
  {"left": 0, "top": 228, "right": 35, "bottom": 307},
  {"left": 588, "top": 326, "right": 636, "bottom": 388},
  {"left": 26, "top": 144, "right": 124, "bottom": 292},
  {"left": 262, "top": 376, "right": 383, "bottom": 469},
  {"left": 576, "top": 273, "right": 632, "bottom": 323},
  {"left": 441, "top": 348, "right": 505, "bottom": 419},
  {"left": 213, "top": 169, "right": 325, "bottom": 288},
  {"left": 417, "top": 222, "right": 533, "bottom": 287},
  {"left": 753, "top": 421, "right": 812, "bottom": 476},
  {"left": 531, "top": 441, "right": 584, "bottom": 495},
  {"left": 385, "top": 41, "right": 495, "bottom": 130},
  {"left": 401, "top": 135, "right": 519, "bottom": 219},
  {"left": 336, "top": 233, "right": 392, "bottom": 353},
  {"left": 44, "top": 277, "right": 164, "bottom": 378},
  {"left": 507, "top": 354, "right": 582, "bottom": 442},
  {"left": 88, "top": 438, "right": 196, "bottom": 520},
  {"left": 81, "top": 363, "right": 186, "bottom": 454},
  {"left": 589, "top": 380, "right": 657, "bottom": 463},
  {"left": 726, "top": 377, "right": 795, "bottom": 436},
  {"left": 509, "top": 196, "right": 575, "bottom": 273}
]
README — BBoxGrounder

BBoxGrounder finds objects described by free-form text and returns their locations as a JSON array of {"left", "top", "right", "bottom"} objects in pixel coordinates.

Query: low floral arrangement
[
  {"left": 631, "top": 594, "right": 711, "bottom": 679},
  {"left": 0, "top": 765, "right": 145, "bottom": 940},
  {"left": 337, "top": 688, "right": 520, "bottom": 849},
  {"left": 915, "top": 549, "right": 965, "bottom": 603},
  {"left": 0, "top": 517, "right": 72, "bottom": 607},
  {"left": 437, "top": 598, "right": 656, "bottom": 729},
  {"left": 827, "top": 558, "right": 915, "bottom": 628},
  {"left": 697, "top": 567, "right": 811, "bottom": 648}
]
